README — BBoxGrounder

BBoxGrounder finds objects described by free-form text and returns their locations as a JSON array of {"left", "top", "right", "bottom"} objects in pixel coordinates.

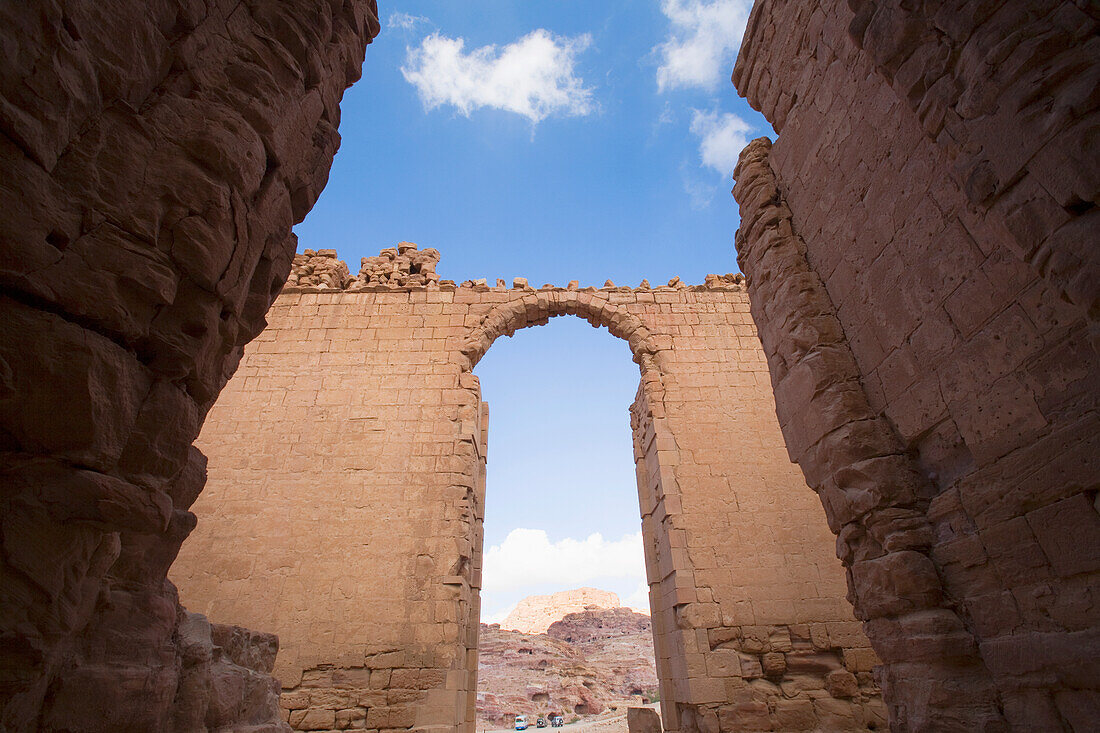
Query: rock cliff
[
  {"left": 0, "top": 0, "right": 379, "bottom": 729},
  {"left": 500, "top": 588, "right": 623, "bottom": 635}
]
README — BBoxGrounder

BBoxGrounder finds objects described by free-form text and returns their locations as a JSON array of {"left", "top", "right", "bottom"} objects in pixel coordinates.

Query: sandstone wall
[
  {"left": 171, "top": 253, "right": 884, "bottom": 732},
  {"left": 0, "top": 1, "right": 378, "bottom": 730},
  {"left": 733, "top": 1, "right": 1099, "bottom": 730}
]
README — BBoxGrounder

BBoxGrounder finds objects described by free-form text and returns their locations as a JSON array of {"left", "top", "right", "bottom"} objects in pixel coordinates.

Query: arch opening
[
  {"left": 470, "top": 315, "right": 661, "bottom": 729},
  {"left": 170, "top": 267, "right": 880, "bottom": 732}
]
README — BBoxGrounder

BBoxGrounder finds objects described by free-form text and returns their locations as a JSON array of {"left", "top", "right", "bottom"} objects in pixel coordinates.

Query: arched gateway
[{"left": 171, "top": 245, "right": 885, "bottom": 731}]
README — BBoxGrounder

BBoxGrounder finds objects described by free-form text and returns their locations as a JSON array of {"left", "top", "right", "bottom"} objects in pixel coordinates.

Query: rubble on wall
[
  {"left": 286, "top": 250, "right": 353, "bottom": 290},
  {"left": 284, "top": 244, "right": 746, "bottom": 293},
  {"left": 354, "top": 241, "right": 442, "bottom": 288}
]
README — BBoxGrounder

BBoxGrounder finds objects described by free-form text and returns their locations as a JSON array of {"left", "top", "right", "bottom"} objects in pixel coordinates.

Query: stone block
[
  {"left": 850, "top": 551, "right": 942, "bottom": 619},
  {"left": 290, "top": 707, "right": 336, "bottom": 730},
  {"left": 1026, "top": 493, "right": 1100, "bottom": 577},
  {"left": 761, "top": 652, "right": 786, "bottom": 678},
  {"left": 825, "top": 669, "right": 858, "bottom": 698},
  {"left": 626, "top": 706, "right": 662, "bottom": 733},
  {"left": 717, "top": 700, "right": 772, "bottom": 731},
  {"left": 336, "top": 706, "right": 367, "bottom": 729}
]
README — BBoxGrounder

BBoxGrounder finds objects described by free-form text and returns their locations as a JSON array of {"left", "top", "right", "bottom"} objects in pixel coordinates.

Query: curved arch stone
[{"left": 459, "top": 290, "right": 664, "bottom": 371}]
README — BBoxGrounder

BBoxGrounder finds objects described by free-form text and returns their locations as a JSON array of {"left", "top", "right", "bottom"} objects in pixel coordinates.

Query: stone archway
[
  {"left": 2, "top": 2, "right": 1095, "bottom": 732},
  {"left": 171, "top": 248, "right": 886, "bottom": 732},
  {"left": 455, "top": 291, "right": 673, "bottom": 728},
  {"left": 460, "top": 290, "right": 664, "bottom": 367}
]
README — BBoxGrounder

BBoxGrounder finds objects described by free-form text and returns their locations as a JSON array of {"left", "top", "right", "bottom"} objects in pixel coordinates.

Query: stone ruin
[
  {"left": 286, "top": 250, "right": 353, "bottom": 290},
  {"left": 286, "top": 242, "right": 443, "bottom": 291},
  {"left": 0, "top": 0, "right": 381, "bottom": 730},
  {"left": 172, "top": 243, "right": 885, "bottom": 731},
  {"left": 0, "top": 0, "right": 1096, "bottom": 731},
  {"left": 730, "top": 1, "right": 1100, "bottom": 730},
  {"left": 287, "top": 242, "right": 743, "bottom": 294}
]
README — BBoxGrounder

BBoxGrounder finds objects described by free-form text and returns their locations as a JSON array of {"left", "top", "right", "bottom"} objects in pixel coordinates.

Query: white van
[{"left": 515, "top": 715, "right": 529, "bottom": 730}]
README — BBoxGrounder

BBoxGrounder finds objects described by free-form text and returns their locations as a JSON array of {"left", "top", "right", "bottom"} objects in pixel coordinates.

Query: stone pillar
[
  {"left": 734, "top": 1, "right": 1100, "bottom": 727},
  {"left": 733, "top": 136, "right": 1006, "bottom": 730}
]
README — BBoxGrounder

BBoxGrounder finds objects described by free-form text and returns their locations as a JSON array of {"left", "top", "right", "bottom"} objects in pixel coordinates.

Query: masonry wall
[
  {"left": 171, "top": 271, "right": 885, "bottom": 731},
  {"left": 733, "top": 1, "right": 1100, "bottom": 730}
]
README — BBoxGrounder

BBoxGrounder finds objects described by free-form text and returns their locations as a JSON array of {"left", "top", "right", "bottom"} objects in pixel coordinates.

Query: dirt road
[
  {"left": 481, "top": 704, "right": 660, "bottom": 733},
  {"left": 481, "top": 714, "right": 626, "bottom": 733}
]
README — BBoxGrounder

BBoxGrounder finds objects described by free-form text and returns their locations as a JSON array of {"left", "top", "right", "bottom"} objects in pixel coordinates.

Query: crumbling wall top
[{"left": 284, "top": 243, "right": 745, "bottom": 294}]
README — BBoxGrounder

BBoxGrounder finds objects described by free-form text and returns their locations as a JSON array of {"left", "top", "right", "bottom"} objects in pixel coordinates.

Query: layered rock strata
[{"left": 0, "top": 1, "right": 379, "bottom": 729}]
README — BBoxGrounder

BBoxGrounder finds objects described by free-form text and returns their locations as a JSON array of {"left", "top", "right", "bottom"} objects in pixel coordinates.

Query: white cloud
[
  {"left": 655, "top": 0, "right": 753, "bottom": 91},
  {"left": 690, "top": 108, "right": 752, "bottom": 177},
  {"left": 682, "top": 173, "right": 714, "bottom": 210},
  {"left": 657, "top": 102, "right": 675, "bottom": 127},
  {"left": 622, "top": 582, "right": 652, "bottom": 614},
  {"left": 387, "top": 12, "right": 428, "bottom": 31},
  {"left": 482, "top": 529, "right": 646, "bottom": 593},
  {"left": 401, "top": 30, "right": 595, "bottom": 125},
  {"left": 482, "top": 602, "right": 517, "bottom": 625}
]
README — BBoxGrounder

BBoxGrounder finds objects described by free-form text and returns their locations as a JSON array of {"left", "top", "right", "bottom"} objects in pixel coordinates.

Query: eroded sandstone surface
[
  {"left": 0, "top": 1, "right": 379, "bottom": 729},
  {"left": 733, "top": 0, "right": 1100, "bottom": 729}
]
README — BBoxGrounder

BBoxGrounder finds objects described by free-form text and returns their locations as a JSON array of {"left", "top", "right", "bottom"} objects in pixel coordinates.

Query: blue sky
[{"left": 293, "top": 1, "right": 765, "bottom": 622}]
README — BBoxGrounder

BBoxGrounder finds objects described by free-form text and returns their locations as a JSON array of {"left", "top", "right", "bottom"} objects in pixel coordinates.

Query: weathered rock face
[
  {"left": 0, "top": 1, "right": 379, "bottom": 730},
  {"left": 733, "top": 0, "right": 1100, "bottom": 729},
  {"left": 846, "top": 0, "right": 1100, "bottom": 342},
  {"left": 172, "top": 613, "right": 290, "bottom": 733},
  {"left": 548, "top": 607, "right": 653, "bottom": 645},
  {"left": 504, "top": 588, "right": 624, "bottom": 635}
]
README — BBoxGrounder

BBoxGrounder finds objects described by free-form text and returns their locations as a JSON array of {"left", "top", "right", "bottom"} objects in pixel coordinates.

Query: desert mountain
[
  {"left": 478, "top": 592, "right": 657, "bottom": 728},
  {"left": 500, "top": 587, "right": 622, "bottom": 635}
]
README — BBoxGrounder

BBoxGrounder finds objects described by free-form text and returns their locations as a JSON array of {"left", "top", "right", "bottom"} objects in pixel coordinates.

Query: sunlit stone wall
[{"left": 171, "top": 251, "right": 882, "bottom": 731}]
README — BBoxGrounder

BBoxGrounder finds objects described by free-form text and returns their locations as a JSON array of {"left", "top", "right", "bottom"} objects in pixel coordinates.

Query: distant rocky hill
[
  {"left": 501, "top": 587, "right": 621, "bottom": 634},
  {"left": 478, "top": 601, "right": 657, "bottom": 728},
  {"left": 547, "top": 607, "right": 651, "bottom": 644}
]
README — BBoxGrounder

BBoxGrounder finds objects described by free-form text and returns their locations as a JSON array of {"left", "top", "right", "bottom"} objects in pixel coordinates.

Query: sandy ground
[{"left": 481, "top": 704, "right": 660, "bottom": 733}]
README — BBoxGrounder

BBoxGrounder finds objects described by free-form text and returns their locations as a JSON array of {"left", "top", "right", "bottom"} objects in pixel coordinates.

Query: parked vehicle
[
  {"left": 536, "top": 717, "right": 548, "bottom": 728},
  {"left": 551, "top": 716, "right": 564, "bottom": 727},
  {"left": 515, "top": 715, "right": 529, "bottom": 730}
]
